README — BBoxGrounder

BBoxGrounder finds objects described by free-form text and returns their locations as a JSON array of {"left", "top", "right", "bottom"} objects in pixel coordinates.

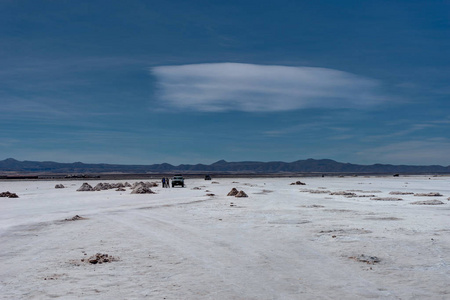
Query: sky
[{"left": 1, "top": 0, "right": 449, "bottom": 166}]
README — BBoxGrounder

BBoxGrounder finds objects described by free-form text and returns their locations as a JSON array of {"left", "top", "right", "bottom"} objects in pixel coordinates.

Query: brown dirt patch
[
  {"left": 349, "top": 254, "right": 380, "bottom": 264},
  {"left": 81, "top": 253, "right": 119, "bottom": 264}
]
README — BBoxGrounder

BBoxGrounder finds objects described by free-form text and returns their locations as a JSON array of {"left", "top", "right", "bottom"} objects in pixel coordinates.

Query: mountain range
[{"left": 1, "top": 158, "right": 449, "bottom": 174}]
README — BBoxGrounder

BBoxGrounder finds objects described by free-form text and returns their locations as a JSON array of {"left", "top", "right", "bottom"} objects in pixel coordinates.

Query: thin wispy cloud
[
  {"left": 356, "top": 140, "right": 450, "bottom": 165},
  {"left": 1, "top": 98, "right": 69, "bottom": 117},
  {"left": 152, "top": 63, "right": 387, "bottom": 112},
  {"left": 363, "top": 122, "right": 444, "bottom": 142},
  {"left": 262, "top": 119, "right": 335, "bottom": 136}
]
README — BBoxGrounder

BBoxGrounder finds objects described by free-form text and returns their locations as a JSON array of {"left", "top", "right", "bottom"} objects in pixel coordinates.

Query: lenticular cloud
[{"left": 152, "top": 63, "right": 386, "bottom": 112}]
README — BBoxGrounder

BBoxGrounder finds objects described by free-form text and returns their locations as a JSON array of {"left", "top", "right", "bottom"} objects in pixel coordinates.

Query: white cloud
[{"left": 152, "top": 63, "right": 387, "bottom": 112}]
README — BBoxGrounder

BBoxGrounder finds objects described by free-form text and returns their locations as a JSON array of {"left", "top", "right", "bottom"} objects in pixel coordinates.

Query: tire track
[{"left": 105, "top": 209, "right": 391, "bottom": 299}]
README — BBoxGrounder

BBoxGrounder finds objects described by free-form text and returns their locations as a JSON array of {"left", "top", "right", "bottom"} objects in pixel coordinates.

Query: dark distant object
[
  {"left": 205, "top": 175, "right": 212, "bottom": 180},
  {"left": 290, "top": 181, "right": 306, "bottom": 185},
  {"left": 65, "top": 215, "right": 85, "bottom": 221},
  {"left": 393, "top": 174, "right": 400, "bottom": 177},
  {"left": 0, "top": 191, "right": 18, "bottom": 198},
  {"left": 322, "top": 174, "right": 325, "bottom": 177},
  {"left": 172, "top": 175, "right": 185, "bottom": 187},
  {"left": 55, "top": 184, "right": 65, "bottom": 189},
  {"left": 65, "top": 174, "right": 100, "bottom": 179}
]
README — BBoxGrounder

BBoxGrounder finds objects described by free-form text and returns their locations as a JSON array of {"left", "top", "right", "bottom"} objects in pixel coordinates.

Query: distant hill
[{"left": 1, "top": 158, "right": 449, "bottom": 174}]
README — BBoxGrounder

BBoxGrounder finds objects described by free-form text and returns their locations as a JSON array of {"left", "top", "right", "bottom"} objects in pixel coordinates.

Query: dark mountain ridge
[{"left": 1, "top": 158, "right": 449, "bottom": 174}]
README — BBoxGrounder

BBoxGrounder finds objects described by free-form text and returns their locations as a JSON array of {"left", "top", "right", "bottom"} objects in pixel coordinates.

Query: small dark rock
[
  {"left": 290, "top": 181, "right": 306, "bottom": 185},
  {"left": 349, "top": 254, "right": 380, "bottom": 264},
  {"left": 86, "top": 253, "right": 117, "bottom": 264},
  {"left": 0, "top": 191, "right": 19, "bottom": 198}
]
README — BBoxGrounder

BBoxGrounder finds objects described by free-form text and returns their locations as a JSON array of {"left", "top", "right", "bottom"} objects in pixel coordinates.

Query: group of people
[{"left": 161, "top": 177, "right": 171, "bottom": 188}]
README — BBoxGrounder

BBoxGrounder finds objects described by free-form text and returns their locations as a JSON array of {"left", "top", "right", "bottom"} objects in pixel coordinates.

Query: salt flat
[{"left": 1, "top": 176, "right": 449, "bottom": 299}]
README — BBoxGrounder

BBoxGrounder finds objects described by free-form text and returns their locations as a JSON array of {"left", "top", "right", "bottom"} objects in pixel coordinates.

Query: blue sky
[{"left": 1, "top": 0, "right": 449, "bottom": 165}]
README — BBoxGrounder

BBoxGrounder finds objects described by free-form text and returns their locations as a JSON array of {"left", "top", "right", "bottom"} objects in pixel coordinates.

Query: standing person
[
  {"left": 162, "top": 177, "right": 165, "bottom": 188},
  {"left": 167, "top": 177, "right": 170, "bottom": 188}
]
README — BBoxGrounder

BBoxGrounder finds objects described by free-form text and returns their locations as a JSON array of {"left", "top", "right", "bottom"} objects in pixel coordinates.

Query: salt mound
[
  {"left": 414, "top": 192, "right": 443, "bottom": 197},
  {"left": 371, "top": 197, "right": 403, "bottom": 201},
  {"left": 0, "top": 191, "right": 19, "bottom": 198},
  {"left": 131, "top": 182, "right": 143, "bottom": 189},
  {"left": 77, "top": 183, "right": 93, "bottom": 191},
  {"left": 227, "top": 188, "right": 239, "bottom": 196},
  {"left": 300, "top": 189, "right": 330, "bottom": 194},
  {"left": 290, "top": 181, "right": 306, "bottom": 185},
  {"left": 302, "top": 204, "right": 325, "bottom": 208},
  {"left": 310, "top": 190, "right": 330, "bottom": 194},
  {"left": 330, "top": 191, "right": 356, "bottom": 196},
  {"left": 55, "top": 184, "right": 65, "bottom": 189},
  {"left": 110, "top": 183, "right": 124, "bottom": 189},
  {"left": 64, "top": 215, "right": 85, "bottom": 221},
  {"left": 93, "top": 183, "right": 110, "bottom": 191},
  {"left": 131, "top": 186, "right": 155, "bottom": 194},
  {"left": 235, "top": 190, "right": 248, "bottom": 198},
  {"left": 131, "top": 181, "right": 158, "bottom": 189},
  {"left": 411, "top": 200, "right": 444, "bottom": 205},
  {"left": 80, "top": 182, "right": 132, "bottom": 191},
  {"left": 389, "top": 191, "right": 413, "bottom": 195}
]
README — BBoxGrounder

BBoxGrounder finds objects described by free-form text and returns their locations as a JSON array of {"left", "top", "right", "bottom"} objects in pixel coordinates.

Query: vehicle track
[{"left": 105, "top": 208, "right": 392, "bottom": 299}]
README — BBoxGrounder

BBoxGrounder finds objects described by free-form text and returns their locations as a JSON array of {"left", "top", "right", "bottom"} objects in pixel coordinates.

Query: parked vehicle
[
  {"left": 172, "top": 175, "right": 185, "bottom": 187},
  {"left": 204, "top": 175, "right": 211, "bottom": 180}
]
